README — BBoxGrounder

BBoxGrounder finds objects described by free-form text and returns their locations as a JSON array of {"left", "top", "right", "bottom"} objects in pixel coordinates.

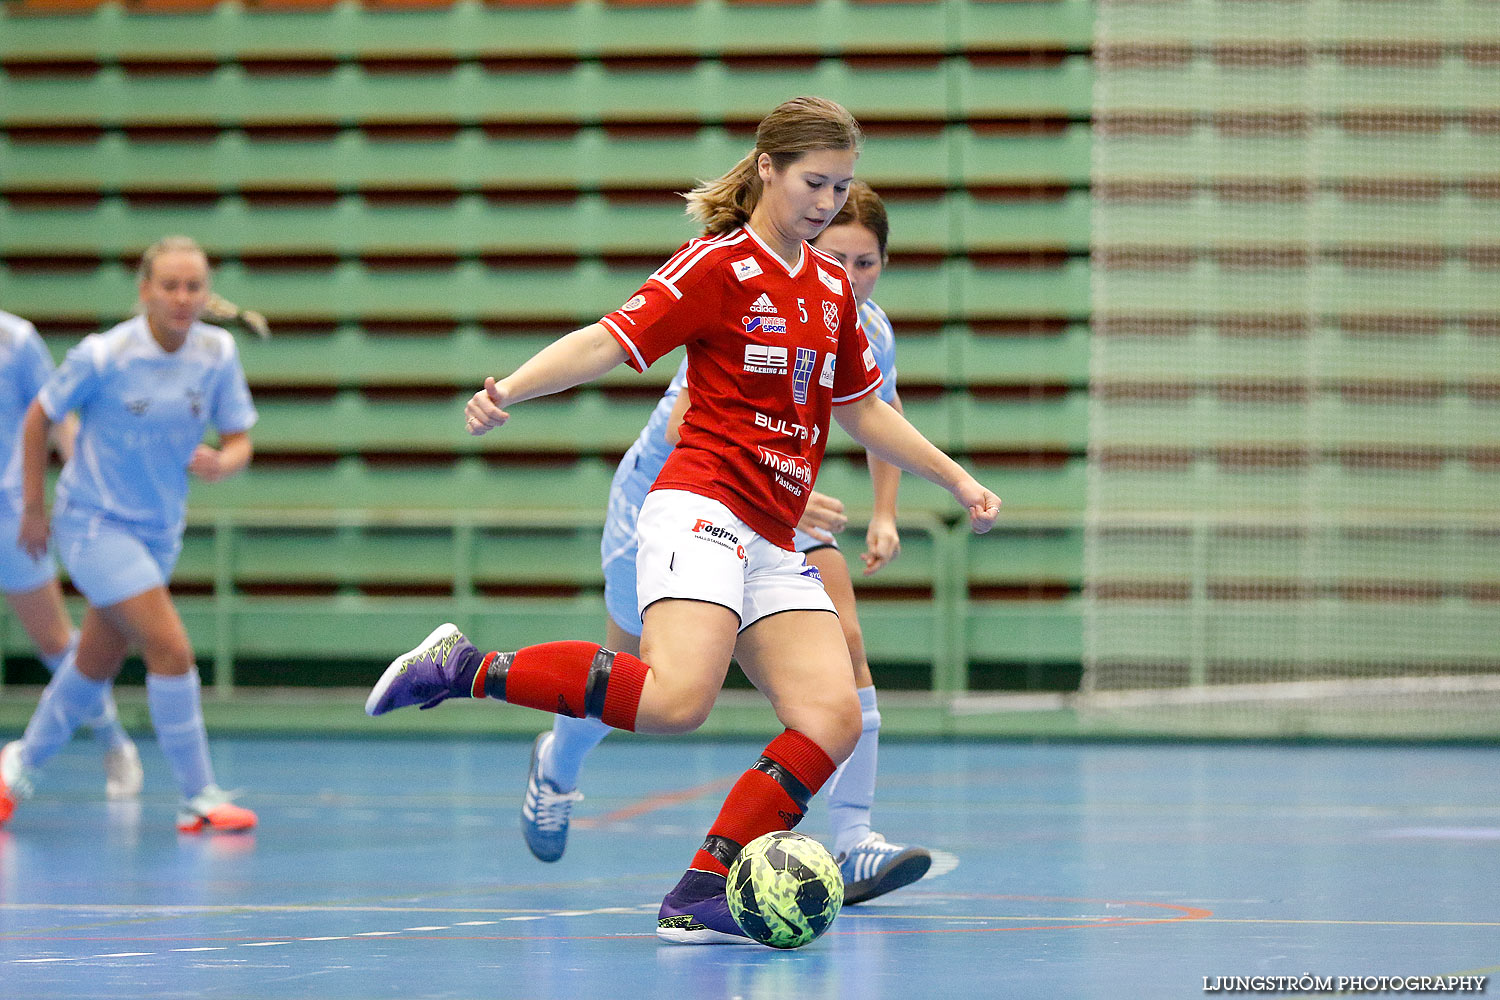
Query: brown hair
[
  {"left": 684, "top": 96, "right": 863, "bottom": 236},
  {"left": 824, "top": 180, "right": 890, "bottom": 258},
  {"left": 136, "top": 235, "right": 209, "bottom": 284}
]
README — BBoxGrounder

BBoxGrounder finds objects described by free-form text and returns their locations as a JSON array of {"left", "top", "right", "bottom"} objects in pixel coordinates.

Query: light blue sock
[
  {"left": 827, "top": 685, "right": 881, "bottom": 857},
  {"left": 146, "top": 671, "right": 215, "bottom": 800},
  {"left": 18, "top": 661, "right": 109, "bottom": 770},
  {"left": 541, "top": 715, "right": 611, "bottom": 792},
  {"left": 39, "top": 631, "right": 132, "bottom": 751}
]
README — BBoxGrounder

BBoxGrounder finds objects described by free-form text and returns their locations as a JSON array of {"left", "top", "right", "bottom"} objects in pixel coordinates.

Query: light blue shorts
[
  {"left": 0, "top": 507, "right": 57, "bottom": 594},
  {"left": 52, "top": 504, "right": 182, "bottom": 608},
  {"left": 601, "top": 464, "right": 651, "bottom": 638}
]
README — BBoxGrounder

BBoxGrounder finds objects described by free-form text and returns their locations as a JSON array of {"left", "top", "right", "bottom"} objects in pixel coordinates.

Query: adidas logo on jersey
[{"left": 748, "top": 293, "right": 777, "bottom": 314}]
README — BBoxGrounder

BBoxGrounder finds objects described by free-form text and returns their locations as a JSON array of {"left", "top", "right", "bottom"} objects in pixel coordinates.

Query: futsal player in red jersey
[{"left": 365, "top": 96, "right": 1000, "bottom": 944}]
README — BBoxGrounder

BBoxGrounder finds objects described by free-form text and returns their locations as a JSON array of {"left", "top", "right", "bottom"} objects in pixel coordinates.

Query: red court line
[{"left": 572, "top": 776, "right": 735, "bottom": 829}]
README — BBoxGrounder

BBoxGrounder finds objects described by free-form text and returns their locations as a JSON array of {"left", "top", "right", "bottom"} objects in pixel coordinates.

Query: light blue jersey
[
  {"left": 0, "top": 309, "right": 55, "bottom": 510},
  {"left": 860, "top": 299, "right": 899, "bottom": 407},
  {"left": 601, "top": 302, "right": 899, "bottom": 633},
  {"left": 38, "top": 316, "right": 257, "bottom": 534}
]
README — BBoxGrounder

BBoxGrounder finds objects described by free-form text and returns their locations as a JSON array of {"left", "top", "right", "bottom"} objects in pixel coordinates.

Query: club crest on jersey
[
  {"left": 822, "top": 301, "right": 839, "bottom": 334},
  {"left": 819, "top": 354, "right": 836, "bottom": 389},
  {"left": 621, "top": 294, "right": 647, "bottom": 312},
  {"left": 743, "top": 315, "right": 787, "bottom": 336},
  {"left": 748, "top": 293, "right": 776, "bottom": 314},
  {"left": 792, "top": 347, "right": 817, "bottom": 404},
  {"left": 731, "top": 257, "right": 763, "bottom": 282},
  {"left": 817, "top": 267, "right": 843, "bottom": 295},
  {"left": 744, "top": 344, "right": 789, "bottom": 374}
]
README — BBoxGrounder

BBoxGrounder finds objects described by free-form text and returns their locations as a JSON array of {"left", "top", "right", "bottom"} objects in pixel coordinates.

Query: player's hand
[
  {"left": 860, "top": 516, "right": 901, "bottom": 576},
  {"left": 795, "top": 490, "right": 847, "bottom": 545},
  {"left": 18, "top": 507, "right": 49, "bottom": 560},
  {"left": 952, "top": 478, "right": 1001, "bottom": 534},
  {"left": 465, "top": 377, "right": 510, "bottom": 436},
  {"left": 188, "top": 444, "right": 231, "bottom": 482}
]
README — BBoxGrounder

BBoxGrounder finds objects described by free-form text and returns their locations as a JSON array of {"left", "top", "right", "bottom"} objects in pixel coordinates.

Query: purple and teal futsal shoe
[
  {"left": 364, "top": 623, "right": 480, "bottom": 716},
  {"left": 656, "top": 869, "right": 755, "bottom": 945}
]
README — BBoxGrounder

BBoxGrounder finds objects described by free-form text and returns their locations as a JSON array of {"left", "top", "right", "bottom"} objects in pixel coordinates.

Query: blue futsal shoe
[
  {"left": 365, "top": 623, "right": 479, "bottom": 716},
  {"left": 837, "top": 833, "right": 933, "bottom": 905},
  {"left": 520, "top": 733, "right": 584, "bottom": 863},
  {"left": 656, "top": 869, "right": 755, "bottom": 945}
]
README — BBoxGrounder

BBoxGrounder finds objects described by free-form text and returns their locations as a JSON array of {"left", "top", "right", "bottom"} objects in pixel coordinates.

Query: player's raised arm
[{"left": 465, "top": 323, "right": 629, "bottom": 435}]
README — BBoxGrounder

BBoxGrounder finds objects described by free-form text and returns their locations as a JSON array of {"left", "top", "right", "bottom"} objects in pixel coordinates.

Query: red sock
[
  {"left": 479, "top": 642, "right": 649, "bottom": 731},
  {"left": 690, "top": 729, "right": 838, "bottom": 876}
]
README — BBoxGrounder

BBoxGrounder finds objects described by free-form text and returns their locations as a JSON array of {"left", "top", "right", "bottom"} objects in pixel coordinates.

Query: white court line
[
  {"left": 97, "top": 952, "right": 154, "bottom": 958},
  {"left": 173, "top": 947, "right": 227, "bottom": 952},
  {"left": 403, "top": 926, "right": 449, "bottom": 931},
  {"left": 454, "top": 920, "right": 497, "bottom": 926},
  {"left": 353, "top": 931, "right": 401, "bottom": 937},
  {"left": 300, "top": 936, "right": 348, "bottom": 942},
  {"left": 241, "top": 941, "right": 291, "bottom": 948}
]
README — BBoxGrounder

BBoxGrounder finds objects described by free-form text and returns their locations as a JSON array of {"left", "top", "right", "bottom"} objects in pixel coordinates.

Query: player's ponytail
[{"left": 684, "top": 96, "right": 863, "bottom": 236}]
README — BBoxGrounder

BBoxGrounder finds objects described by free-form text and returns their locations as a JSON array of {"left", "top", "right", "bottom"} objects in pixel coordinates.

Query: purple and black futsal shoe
[
  {"left": 364, "top": 623, "right": 480, "bottom": 716},
  {"left": 656, "top": 869, "right": 755, "bottom": 945}
]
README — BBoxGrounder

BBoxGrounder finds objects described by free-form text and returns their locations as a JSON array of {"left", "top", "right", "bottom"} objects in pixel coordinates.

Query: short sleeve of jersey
[
  {"left": 599, "top": 246, "right": 723, "bottom": 373},
  {"left": 859, "top": 300, "right": 899, "bottom": 405},
  {"left": 15, "top": 326, "right": 55, "bottom": 403},
  {"left": 830, "top": 304, "right": 883, "bottom": 406},
  {"left": 37, "top": 336, "right": 102, "bottom": 421},
  {"left": 211, "top": 337, "right": 258, "bottom": 434}
]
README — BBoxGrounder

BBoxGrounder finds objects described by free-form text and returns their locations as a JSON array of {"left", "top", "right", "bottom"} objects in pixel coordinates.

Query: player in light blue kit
[
  {"left": 521, "top": 182, "right": 937, "bottom": 903},
  {"left": 0, "top": 309, "right": 144, "bottom": 804},
  {"left": 0, "top": 237, "right": 259, "bottom": 833}
]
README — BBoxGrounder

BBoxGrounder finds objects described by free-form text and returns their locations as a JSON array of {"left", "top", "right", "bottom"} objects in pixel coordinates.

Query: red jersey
[{"left": 600, "top": 225, "right": 884, "bottom": 548}]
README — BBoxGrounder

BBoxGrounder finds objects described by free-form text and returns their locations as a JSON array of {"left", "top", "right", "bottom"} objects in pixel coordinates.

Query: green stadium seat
[
  {"left": 956, "top": 54, "right": 1092, "bottom": 118},
  {"left": 951, "top": 322, "right": 1091, "bottom": 385},
  {"left": 958, "top": 388, "right": 1089, "bottom": 451},
  {"left": 957, "top": 123, "right": 1091, "bottom": 186}
]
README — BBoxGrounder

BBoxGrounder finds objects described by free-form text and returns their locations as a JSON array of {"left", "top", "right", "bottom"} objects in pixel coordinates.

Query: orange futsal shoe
[
  {"left": 176, "top": 785, "right": 257, "bottom": 833},
  {"left": 0, "top": 741, "right": 35, "bottom": 828}
]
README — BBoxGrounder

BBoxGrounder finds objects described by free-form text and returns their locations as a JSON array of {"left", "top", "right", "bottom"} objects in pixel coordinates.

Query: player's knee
[
  {"left": 142, "top": 634, "right": 195, "bottom": 676},
  {"left": 808, "top": 693, "right": 862, "bottom": 764},
  {"left": 649, "top": 692, "right": 716, "bottom": 734}
]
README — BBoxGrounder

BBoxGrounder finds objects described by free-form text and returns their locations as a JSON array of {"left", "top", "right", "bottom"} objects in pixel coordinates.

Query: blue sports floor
[{"left": 0, "top": 735, "right": 1495, "bottom": 999}]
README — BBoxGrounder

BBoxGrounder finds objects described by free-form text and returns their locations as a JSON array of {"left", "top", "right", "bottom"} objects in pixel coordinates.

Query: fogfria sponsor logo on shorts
[
  {"left": 731, "top": 257, "right": 763, "bottom": 282},
  {"left": 691, "top": 518, "right": 747, "bottom": 559},
  {"left": 744, "top": 344, "right": 789, "bottom": 374},
  {"left": 757, "top": 446, "right": 813, "bottom": 488}
]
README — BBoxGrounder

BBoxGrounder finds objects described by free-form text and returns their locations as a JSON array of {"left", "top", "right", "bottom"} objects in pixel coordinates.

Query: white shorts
[
  {"left": 52, "top": 504, "right": 182, "bottom": 607},
  {"left": 635, "top": 489, "right": 834, "bottom": 632},
  {"left": 0, "top": 507, "right": 57, "bottom": 594}
]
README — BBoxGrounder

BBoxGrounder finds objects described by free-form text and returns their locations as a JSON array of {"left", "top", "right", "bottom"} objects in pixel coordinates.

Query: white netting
[{"left": 1085, "top": 0, "right": 1500, "bottom": 736}]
